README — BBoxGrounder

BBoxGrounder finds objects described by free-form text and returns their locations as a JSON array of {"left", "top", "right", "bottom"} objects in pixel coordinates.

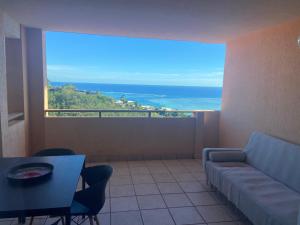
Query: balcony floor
[{"left": 2, "top": 159, "right": 252, "bottom": 225}]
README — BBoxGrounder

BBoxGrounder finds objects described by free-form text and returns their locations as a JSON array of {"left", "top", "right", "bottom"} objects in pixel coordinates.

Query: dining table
[{"left": 0, "top": 155, "right": 85, "bottom": 225}]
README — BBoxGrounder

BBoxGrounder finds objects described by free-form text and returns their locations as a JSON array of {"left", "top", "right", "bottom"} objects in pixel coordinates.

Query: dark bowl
[{"left": 7, "top": 162, "right": 54, "bottom": 185}]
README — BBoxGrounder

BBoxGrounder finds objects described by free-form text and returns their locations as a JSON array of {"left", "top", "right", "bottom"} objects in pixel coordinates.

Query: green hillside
[{"left": 48, "top": 84, "right": 190, "bottom": 118}]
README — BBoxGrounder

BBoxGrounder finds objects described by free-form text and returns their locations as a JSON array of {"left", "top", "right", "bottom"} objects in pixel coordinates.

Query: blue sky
[{"left": 46, "top": 32, "right": 226, "bottom": 87}]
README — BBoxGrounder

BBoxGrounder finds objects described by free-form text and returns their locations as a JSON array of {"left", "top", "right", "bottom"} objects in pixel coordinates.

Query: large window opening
[{"left": 46, "top": 32, "right": 225, "bottom": 117}]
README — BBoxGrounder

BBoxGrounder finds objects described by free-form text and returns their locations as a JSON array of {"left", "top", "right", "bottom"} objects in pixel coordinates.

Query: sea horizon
[{"left": 50, "top": 81, "right": 222, "bottom": 110}]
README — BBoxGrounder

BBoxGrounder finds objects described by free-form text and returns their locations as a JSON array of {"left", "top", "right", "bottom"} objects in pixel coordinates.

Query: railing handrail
[
  {"left": 44, "top": 109, "right": 216, "bottom": 118},
  {"left": 45, "top": 109, "right": 213, "bottom": 113}
]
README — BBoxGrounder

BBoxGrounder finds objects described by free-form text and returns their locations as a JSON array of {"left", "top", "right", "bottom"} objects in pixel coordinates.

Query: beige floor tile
[
  {"left": 128, "top": 161, "right": 147, "bottom": 168},
  {"left": 191, "top": 172, "right": 207, "bottom": 180},
  {"left": 141, "top": 209, "right": 175, "bottom": 225},
  {"left": 130, "top": 167, "right": 150, "bottom": 175},
  {"left": 75, "top": 160, "right": 252, "bottom": 225},
  {"left": 110, "top": 161, "right": 129, "bottom": 168},
  {"left": 132, "top": 174, "right": 155, "bottom": 184},
  {"left": 197, "top": 205, "right": 233, "bottom": 223},
  {"left": 110, "top": 184, "right": 135, "bottom": 197},
  {"left": 113, "top": 167, "right": 130, "bottom": 176},
  {"left": 100, "top": 199, "right": 110, "bottom": 213},
  {"left": 0, "top": 219, "right": 12, "bottom": 222},
  {"left": 110, "top": 175, "right": 132, "bottom": 186},
  {"left": 157, "top": 182, "right": 183, "bottom": 194},
  {"left": 167, "top": 166, "right": 189, "bottom": 174},
  {"left": 187, "top": 192, "right": 219, "bottom": 205},
  {"left": 111, "top": 211, "right": 143, "bottom": 225},
  {"left": 12, "top": 218, "right": 46, "bottom": 225},
  {"left": 169, "top": 207, "right": 205, "bottom": 225},
  {"left": 173, "top": 173, "right": 196, "bottom": 182},
  {"left": 134, "top": 183, "right": 160, "bottom": 195},
  {"left": 163, "top": 160, "right": 181, "bottom": 166},
  {"left": 148, "top": 166, "right": 169, "bottom": 174},
  {"left": 44, "top": 217, "right": 62, "bottom": 225},
  {"left": 0, "top": 220, "right": 12, "bottom": 225},
  {"left": 207, "top": 222, "right": 239, "bottom": 225},
  {"left": 185, "top": 166, "right": 203, "bottom": 173},
  {"left": 96, "top": 213, "right": 110, "bottom": 225},
  {"left": 152, "top": 173, "right": 176, "bottom": 183},
  {"left": 137, "top": 194, "right": 166, "bottom": 209},
  {"left": 224, "top": 205, "right": 246, "bottom": 221},
  {"left": 179, "top": 159, "right": 199, "bottom": 165},
  {"left": 111, "top": 196, "right": 139, "bottom": 212},
  {"left": 209, "top": 192, "right": 228, "bottom": 204},
  {"left": 145, "top": 160, "right": 165, "bottom": 167},
  {"left": 199, "top": 180, "right": 215, "bottom": 191},
  {"left": 179, "top": 181, "right": 206, "bottom": 192},
  {"left": 105, "top": 185, "right": 110, "bottom": 198},
  {"left": 236, "top": 221, "right": 253, "bottom": 225},
  {"left": 163, "top": 193, "right": 192, "bottom": 207}
]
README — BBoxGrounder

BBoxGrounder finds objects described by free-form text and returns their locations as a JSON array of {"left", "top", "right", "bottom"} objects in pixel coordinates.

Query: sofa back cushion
[{"left": 245, "top": 132, "right": 300, "bottom": 193}]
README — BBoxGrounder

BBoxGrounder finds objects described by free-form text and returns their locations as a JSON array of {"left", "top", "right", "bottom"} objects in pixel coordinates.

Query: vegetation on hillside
[{"left": 48, "top": 84, "right": 191, "bottom": 117}]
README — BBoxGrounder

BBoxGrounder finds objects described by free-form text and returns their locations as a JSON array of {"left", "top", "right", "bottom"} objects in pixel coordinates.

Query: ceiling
[{"left": 1, "top": 0, "right": 300, "bottom": 43}]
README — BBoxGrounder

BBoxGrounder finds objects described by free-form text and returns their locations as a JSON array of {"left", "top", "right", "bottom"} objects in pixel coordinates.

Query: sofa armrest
[{"left": 202, "top": 148, "right": 243, "bottom": 170}]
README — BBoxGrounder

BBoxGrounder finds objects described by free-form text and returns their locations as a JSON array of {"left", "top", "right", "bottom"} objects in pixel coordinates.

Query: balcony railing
[{"left": 45, "top": 109, "right": 209, "bottom": 118}]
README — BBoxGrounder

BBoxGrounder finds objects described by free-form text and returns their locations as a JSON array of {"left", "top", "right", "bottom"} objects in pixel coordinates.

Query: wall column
[
  {"left": 193, "top": 112, "right": 204, "bottom": 159},
  {"left": 0, "top": 13, "right": 7, "bottom": 156},
  {"left": 26, "top": 27, "right": 47, "bottom": 154}
]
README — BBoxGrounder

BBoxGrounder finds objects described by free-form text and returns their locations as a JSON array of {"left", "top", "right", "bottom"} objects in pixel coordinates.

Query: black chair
[
  {"left": 81, "top": 165, "right": 113, "bottom": 186},
  {"left": 69, "top": 165, "right": 113, "bottom": 225},
  {"left": 32, "top": 148, "right": 112, "bottom": 225},
  {"left": 33, "top": 148, "right": 76, "bottom": 156}
]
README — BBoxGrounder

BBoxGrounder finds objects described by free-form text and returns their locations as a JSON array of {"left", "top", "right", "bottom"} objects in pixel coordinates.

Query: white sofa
[{"left": 203, "top": 132, "right": 300, "bottom": 225}]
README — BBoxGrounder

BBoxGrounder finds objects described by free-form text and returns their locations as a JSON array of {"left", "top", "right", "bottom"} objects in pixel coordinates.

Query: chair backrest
[
  {"left": 82, "top": 165, "right": 113, "bottom": 186},
  {"left": 75, "top": 165, "right": 113, "bottom": 214},
  {"left": 33, "top": 148, "right": 76, "bottom": 156},
  {"left": 245, "top": 132, "right": 300, "bottom": 193}
]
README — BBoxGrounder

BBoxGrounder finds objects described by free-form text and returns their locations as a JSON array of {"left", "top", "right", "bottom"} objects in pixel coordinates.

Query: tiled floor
[{"left": 0, "top": 159, "right": 253, "bottom": 225}]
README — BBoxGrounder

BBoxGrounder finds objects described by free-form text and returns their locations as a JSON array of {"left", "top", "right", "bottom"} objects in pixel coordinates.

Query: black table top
[{"left": 0, "top": 155, "right": 85, "bottom": 218}]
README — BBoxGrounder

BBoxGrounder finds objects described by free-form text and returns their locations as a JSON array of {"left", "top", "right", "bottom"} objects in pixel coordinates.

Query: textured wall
[
  {"left": 26, "top": 28, "right": 47, "bottom": 153},
  {"left": 0, "top": 12, "right": 6, "bottom": 156},
  {"left": 219, "top": 18, "right": 300, "bottom": 147},
  {"left": 0, "top": 11, "right": 28, "bottom": 157},
  {"left": 44, "top": 117, "right": 197, "bottom": 161},
  {"left": 4, "top": 120, "right": 26, "bottom": 157},
  {"left": 5, "top": 38, "right": 24, "bottom": 114},
  {"left": 43, "top": 111, "right": 219, "bottom": 161}
]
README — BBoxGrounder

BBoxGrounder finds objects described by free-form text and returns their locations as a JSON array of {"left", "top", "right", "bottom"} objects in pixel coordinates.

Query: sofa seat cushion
[
  {"left": 205, "top": 161, "right": 252, "bottom": 191},
  {"left": 206, "top": 161, "right": 300, "bottom": 225}
]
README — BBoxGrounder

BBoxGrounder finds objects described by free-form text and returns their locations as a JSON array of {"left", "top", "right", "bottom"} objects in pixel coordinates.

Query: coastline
[{"left": 50, "top": 82, "right": 222, "bottom": 110}]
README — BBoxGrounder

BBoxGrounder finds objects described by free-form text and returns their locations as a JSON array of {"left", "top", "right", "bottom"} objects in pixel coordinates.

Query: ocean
[{"left": 51, "top": 82, "right": 222, "bottom": 110}]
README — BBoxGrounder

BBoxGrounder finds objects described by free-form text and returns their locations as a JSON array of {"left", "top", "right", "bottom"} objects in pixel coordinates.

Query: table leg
[
  {"left": 82, "top": 160, "right": 86, "bottom": 220},
  {"left": 65, "top": 215, "right": 71, "bottom": 225},
  {"left": 82, "top": 160, "right": 86, "bottom": 190}
]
